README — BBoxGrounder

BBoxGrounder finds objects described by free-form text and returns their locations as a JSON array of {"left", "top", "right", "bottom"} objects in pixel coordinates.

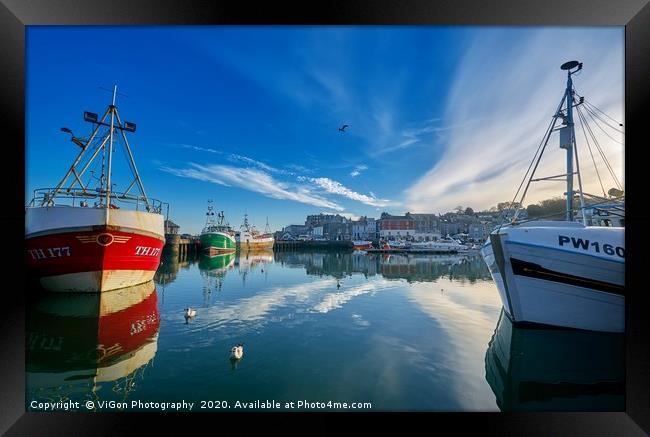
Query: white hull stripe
[{"left": 26, "top": 226, "right": 165, "bottom": 241}]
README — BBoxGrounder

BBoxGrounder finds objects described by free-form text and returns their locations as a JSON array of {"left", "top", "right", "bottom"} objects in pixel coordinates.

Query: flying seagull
[{"left": 338, "top": 124, "right": 349, "bottom": 132}]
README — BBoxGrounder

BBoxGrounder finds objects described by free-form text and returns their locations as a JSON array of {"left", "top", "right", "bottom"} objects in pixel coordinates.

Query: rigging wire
[
  {"left": 582, "top": 103, "right": 625, "bottom": 134},
  {"left": 575, "top": 104, "right": 607, "bottom": 197},
  {"left": 576, "top": 105, "right": 623, "bottom": 190},
  {"left": 506, "top": 94, "right": 566, "bottom": 226},
  {"left": 571, "top": 95, "right": 588, "bottom": 224},
  {"left": 581, "top": 104, "right": 624, "bottom": 144},
  {"left": 583, "top": 98, "right": 624, "bottom": 130}
]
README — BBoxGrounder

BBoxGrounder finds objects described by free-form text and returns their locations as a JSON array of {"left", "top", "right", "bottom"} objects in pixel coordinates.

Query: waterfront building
[
  {"left": 305, "top": 213, "right": 348, "bottom": 228},
  {"left": 455, "top": 215, "right": 479, "bottom": 233},
  {"left": 439, "top": 221, "right": 460, "bottom": 237},
  {"left": 378, "top": 212, "right": 416, "bottom": 239},
  {"left": 469, "top": 222, "right": 490, "bottom": 242},
  {"left": 282, "top": 224, "right": 310, "bottom": 238},
  {"left": 352, "top": 217, "right": 377, "bottom": 240},
  {"left": 410, "top": 213, "right": 439, "bottom": 233},
  {"left": 323, "top": 221, "right": 352, "bottom": 240},
  {"left": 164, "top": 219, "right": 180, "bottom": 235}
]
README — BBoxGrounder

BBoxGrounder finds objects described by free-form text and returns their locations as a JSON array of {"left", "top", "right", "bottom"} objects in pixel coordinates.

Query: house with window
[{"left": 377, "top": 212, "right": 416, "bottom": 239}]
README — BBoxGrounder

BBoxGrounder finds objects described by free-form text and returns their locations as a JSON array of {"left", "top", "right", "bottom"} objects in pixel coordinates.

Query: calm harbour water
[{"left": 26, "top": 250, "right": 624, "bottom": 412}]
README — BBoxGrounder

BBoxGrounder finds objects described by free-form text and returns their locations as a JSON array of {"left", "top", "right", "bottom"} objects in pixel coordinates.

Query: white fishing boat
[
  {"left": 481, "top": 61, "right": 624, "bottom": 332},
  {"left": 410, "top": 236, "right": 466, "bottom": 252},
  {"left": 26, "top": 87, "right": 165, "bottom": 292},
  {"left": 235, "top": 215, "right": 274, "bottom": 250}
]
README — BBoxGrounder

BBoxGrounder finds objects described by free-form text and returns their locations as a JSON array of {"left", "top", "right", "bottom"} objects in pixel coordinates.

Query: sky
[{"left": 26, "top": 26, "right": 624, "bottom": 234}]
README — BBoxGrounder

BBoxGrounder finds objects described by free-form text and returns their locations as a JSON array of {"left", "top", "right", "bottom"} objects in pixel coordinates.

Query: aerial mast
[
  {"left": 560, "top": 60, "right": 582, "bottom": 221},
  {"left": 105, "top": 85, "right": 117, "bottom": 207}
]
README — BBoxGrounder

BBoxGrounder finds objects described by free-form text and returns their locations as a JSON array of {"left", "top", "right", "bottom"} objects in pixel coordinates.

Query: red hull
[{"left": 26, "top": 227, "right": 164, "bottom": 291}]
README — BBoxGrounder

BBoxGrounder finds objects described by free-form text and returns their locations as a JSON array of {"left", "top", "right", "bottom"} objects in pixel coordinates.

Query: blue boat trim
[{"left": 504, "top": 240, "right": 624, "bottom": 264}]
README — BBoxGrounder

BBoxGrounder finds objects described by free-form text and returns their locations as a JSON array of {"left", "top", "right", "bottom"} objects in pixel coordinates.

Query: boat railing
[{"left": 28, "top": 187, "right": 164, "bottom": 214}]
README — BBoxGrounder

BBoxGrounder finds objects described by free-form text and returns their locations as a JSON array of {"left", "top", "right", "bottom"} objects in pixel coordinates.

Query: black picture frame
[{"left": 2, "top": 0, "right": 648, "bottom": 434}]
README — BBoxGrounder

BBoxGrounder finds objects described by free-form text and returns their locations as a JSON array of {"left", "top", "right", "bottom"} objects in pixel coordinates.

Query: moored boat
[
  {"left": 235, "top": 215, "right": 274, "bottom": 251},
  {"left": 352, "top": 240, "right": 373, "bottom": 250},
  {"left": 25, "top": 87, "right": 165, "bottom": 292},
  {"left": 480, "top": 61, "right": 624, "bottom": 332},
  {"left": 410, "top": 236, "right": 466, "bottom": 253},
  {"left": 380, "top": 239, "right": 408, "bottom": 250},
  {"left": 200, "top": 201, "right": 236, "bottom": 255}
]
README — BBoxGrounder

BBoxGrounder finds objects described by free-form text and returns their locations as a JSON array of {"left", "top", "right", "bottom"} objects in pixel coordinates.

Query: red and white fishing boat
[{"left": 26, "top": 86, "right": 165, "bottom": 292}]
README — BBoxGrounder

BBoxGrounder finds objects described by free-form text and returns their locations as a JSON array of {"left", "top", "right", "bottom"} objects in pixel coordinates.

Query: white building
[
  {"left": 469, "top": 223, "right": 490, "bottom": 242},
  {"left": 352, "top": 217, "right": 377, "bottom": 240}
]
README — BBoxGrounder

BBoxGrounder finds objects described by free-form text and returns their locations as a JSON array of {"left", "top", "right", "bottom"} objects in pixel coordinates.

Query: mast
[
  {"left": 205, "top": 200, "right": 215, "bottom": 227},
  {"left": 105, "top": 85, "right": 117, "bottom": 207},
  {"left": 242, "top": 213, "right": 250, "bottom": 232},
  {"left": 560, "top": 61, "right": 582, "bottom": 221},
  {"left": 42, "top": 85, "right": 151, "bottom": 211}
]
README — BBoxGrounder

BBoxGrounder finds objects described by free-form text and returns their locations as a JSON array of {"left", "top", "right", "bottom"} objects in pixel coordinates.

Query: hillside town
[
  {"left": 273, "top": 195, "right": 624, "bottom": 244},
  {"left": 274, "top": 208, "right": 526, "bottom": 244}
]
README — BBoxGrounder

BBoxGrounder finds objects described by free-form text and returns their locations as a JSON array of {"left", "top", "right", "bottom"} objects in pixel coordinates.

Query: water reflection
[
  {"left": 199, "top": 252, "right": 236, "bottom": 293},
  {"left": 154, "top": 248, "right": 186, "bottom": 286},
  {"left": 485, "top": 310, "right": 624, "bottom": 411},
  {"left": 235, "top": 250, "right": 273, "bottom": 285},
  {"left": 272, "top": 251, "right": 491, "bottom": 282},
  {"left": 26, "top": 281, "right": 160, "bottom": 409}
]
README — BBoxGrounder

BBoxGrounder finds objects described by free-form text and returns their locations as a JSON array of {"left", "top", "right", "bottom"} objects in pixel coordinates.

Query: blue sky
[{"left": 26, "top": 26, "right": 623, "bottom": 234}]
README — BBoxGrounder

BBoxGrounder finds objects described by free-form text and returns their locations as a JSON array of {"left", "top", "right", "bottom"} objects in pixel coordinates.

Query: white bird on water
[
  {"left": 185, "top": 308, "right": 197, "bottom": 318},
  {"left": 230, "top": 343, "right": 244, "bottom": 360}
]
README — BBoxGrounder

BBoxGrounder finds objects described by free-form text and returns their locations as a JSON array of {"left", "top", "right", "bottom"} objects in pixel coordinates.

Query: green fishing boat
[{"left": 199, "top": 200, "right": 236, "bottom": 255}]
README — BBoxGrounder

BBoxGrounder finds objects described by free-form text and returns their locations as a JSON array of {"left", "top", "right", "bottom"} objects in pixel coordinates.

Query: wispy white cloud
[
  {"left": 311, "top": 280, "right": 394, "bottom": 314},
  {"left": 404, "top": 28, "right": 624, "bottom": 212},
  {"left": 285, "top": 163, "right": 315, "bottom": 174},
  {"left": 178, "top": 143, "right": 222, "bottom": 154},
  {"left": 375, "top": 119, "right": 472, "bottom": 156},
  {"left": 350, "top": 164, "right": 368, "bottom": 177},
  {"left": 176, "top": 144, "right": 297, "bottom": 176},
  {"left": 227, "top": 153, "right": 289, "bottom": 175},
  {"left": 308, "top": 177, "right": 390, "bottom": 207},
  {"left": 161, "top": 163, "right": 343, "bottom": 210}
]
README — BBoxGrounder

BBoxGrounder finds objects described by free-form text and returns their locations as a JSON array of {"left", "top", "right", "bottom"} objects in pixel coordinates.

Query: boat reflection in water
[
  {"left": 235, "top": 249, "right": 273, "bottom": 285},
  {"left": 485, "top": 309, "right": 624, "bottom": 411},
  {"left": 273, "top": 251, "right": 491, "bottom": 283},
  {"left": 26, "top": 281, "right": 159, "bottom": 409},
  {"left": 198, "top": 252, "right": 236, "bottom": 294}
]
